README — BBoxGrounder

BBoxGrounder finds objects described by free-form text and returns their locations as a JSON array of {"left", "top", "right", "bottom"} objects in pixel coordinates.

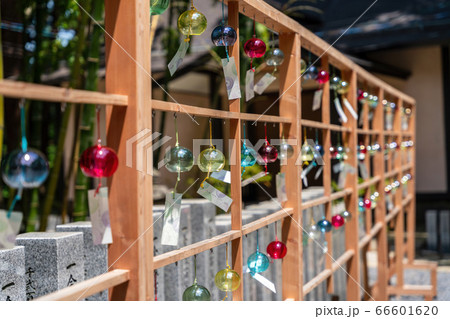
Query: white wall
[{"left": 368, "top": 46, "right": 447, "bottom": 193}]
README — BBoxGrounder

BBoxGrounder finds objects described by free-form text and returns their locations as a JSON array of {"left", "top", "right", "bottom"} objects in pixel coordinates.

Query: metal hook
[
  {"left": 152, "top": 110, "right": 156, "bottom": 118},
  {"left": 174, "top": 112, "right": 177, "bottom": 119},
  {"left": 61, "top": 102, "right": 67, "bottom": 112},
  {"left": 210, "top": 248, "right": 214, "bottom": 253},
  {"left": 175, "top": 261, "right": 178, "bottom": 267}
]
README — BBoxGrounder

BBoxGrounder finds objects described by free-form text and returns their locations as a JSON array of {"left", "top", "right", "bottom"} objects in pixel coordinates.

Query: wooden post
[
  {"left": 320, "top": 56, "right": 333, "bottom": 294},
  {"left": 228, "top": 0, "right": 244, "bottom": 301},
  {"left": 373, "top": 88, "right": 388, "bottom": 300},
  {"left": 407, "top": 103, "right": 416, "bottom": 263},
  {"left": 342, "top": 70, "right": 361, "bottom": 301},
  {"left": 105, "top": 0, "right": 153, "bottom": 300},
  {"left": 279, "top": 32, "right": 303, "bottom": 301}
]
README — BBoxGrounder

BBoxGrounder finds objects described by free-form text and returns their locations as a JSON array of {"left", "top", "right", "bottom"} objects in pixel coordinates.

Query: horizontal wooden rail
[
  {"left": 302, "top": 188, "right": 352, "bottom": 210},
  {"left": 301, "top": 119, "right": 351, "bottom": 132},
  {"left": 402, "top": 194, "right": 413, "bottom": 207},
  {"left": 0, "top": 80, "right": 128, "bottom": 106},
  {"left": 154, "top": 230, "right": 241, "bottom": 269},
  {"left": 357, "top": 128, "right": 381, "bottom": 135},
  {"left": 152, "top": 99, "right": 292, "bottom": 123},
  {"left": 358, "top": 176, "right": 381, "bottom": 190},
  {"left": 242, "top": 208, "right": 293, "bottom": 235},
  {"left": 358, "top": 222, "right": 383, "bottom": 249},
  {"left": 303, "top": 250, "right": 355, "bottom": 295},
  {"left": 35, "top": 269, "right": 130, "bottom": 301},
  {"left": 386, "top": 206, "right": 401, "bottom": 223}
]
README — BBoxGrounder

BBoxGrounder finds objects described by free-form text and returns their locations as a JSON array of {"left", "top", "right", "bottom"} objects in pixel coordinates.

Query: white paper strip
[
  {"left": 161, "top": 192, "right": 182, "bottom": 246},
  {"left": 243, "top": 266, "right": 276, "bottom": 293},
  {"left": 276, "top": 173, "right": 287, "bottom": 203},
  {"left": 245, "top": 69, "right": 255, "bottom": 102},
  {"left": 334, "top": 97, "right": 348, "bottom": 123},
  {"left": 343, "top": 97, "right": 358, "bottom": 120},
  {"left": 211, "top": 170, "right": 231, "bottom": 184},
  {"left": 312, "top": 89, "right": 323, "bottom": 111},
  {"left": 254, "top": 73, "right": 276, "bottom": 95},
  {"left": 314, "top": 166, "right": 324, "bottom": 180},
  {"left": 0, "top": 211, "right": 22, "bottom": 249},
  {"left": 222, "top": 57, "right": 241, "bottom": 100},
  {"left": 88, "top": 187, "right": 113, "bottom": 245},
  {"left": 358, "top": 161, "right": 369, "bottom": 180},
  {"left": 197, "top": 181, "right": 233, "bottom": 212},
  {"left": 168, "top": 40, "right": 189, "bottom": 76}
]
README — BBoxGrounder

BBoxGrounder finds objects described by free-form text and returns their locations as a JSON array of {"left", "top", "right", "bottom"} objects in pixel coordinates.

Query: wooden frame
[{"left": 0, "top": 0, "right": 436, "bottom": 301}]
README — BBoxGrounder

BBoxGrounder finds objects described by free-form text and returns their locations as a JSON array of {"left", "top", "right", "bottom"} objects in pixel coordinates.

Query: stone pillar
[
  {"left": 56, "top": 222, "right": 107, "bottom": 301},
  {"left": 0, "top": 246, "right": 26, "bottom": 301},
  {"left": 16, "top": 232, "right": 84, "bottom": 300}
]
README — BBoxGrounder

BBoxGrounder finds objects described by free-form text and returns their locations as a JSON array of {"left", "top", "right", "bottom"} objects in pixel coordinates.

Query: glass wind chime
[
  {"left": 266, "top": 221, "right": 287, "bottom": 259},
  {"left": 178, "top": 0, "right": 207, "bottom": 42},
  {"left": 211, "top": 0, "right": 237, "bottom": 61},
  {"left": 150, "top": 0, "right": 170, "bottom": 16},
  {"left": 330, "top": 67, "right": 358, "bottom": 123},
  {"left": 79, "top": 106, "right": 118, "bottom": 195},
  {"left": 244, "top": 18, "right": 266, "bottom": 71},
  {"left": 258, "top": 123, "right": 278, "bottom": 173},
  {"left": 198, "top": 119, "right": 225, "bottom": 187},
  {"left": 277, "top": 125, "right": 294, "bottom": 164},
  {"left": 247, "top": 230, "right": 270, "bottom": 274},
  {"left": 215, "top": 242, "right": 241, "bottom": 300},
  {"left": 241, "top": 122, "right": 257, "bottom": 175},
  {"left": 183, "top": 255, "right": 211, "bottom": 301},
  {"left": 2, "top": 99, "right": 49, "bottom": 216},
  {"left": 164, "top": 114, "right": 194, "bottom": 192}
]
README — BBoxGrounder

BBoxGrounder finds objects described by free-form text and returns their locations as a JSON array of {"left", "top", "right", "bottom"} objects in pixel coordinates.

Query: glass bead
[
  {"left": 277, "top": 142, "right": 294, "bottom": 161},
  {"left": 150, "top": 0, "right": 169, "bottom": 16},
  {"left": 302, "top": 65, "right": 319, "bottom": 81},
  {"left": 307, "top": 224, "right": 321, "bottom": 240},
  {"left": 197, "top": 148, "right": 225, "bottom": 173},
  {"left": 337, "top": 80, "right": 349, "bottom": 94},
  {"left": 314, "top": 144, "right": 324, "bottom": 159},
  {"left": 369, "top": 95, "right": 379, "bottom": 108},
  {"left": 2, "top": 149, "right": 49, "bottom": 189},
  {"left": 265, "top": 48, "right": 285, "bottom": 67},
  {"left": 357, "top": 144, "right": 366, "bottom": 161},
  {"left": 258, "top": 144, "right": 278, "bottom": 164},
  {"left": 247, "top": 251, "right": 270, "bottom": 274},
  {"left": 80, "top": 144, "right": 118, "bottom": 178},
  {"left": 364, "top": 199, "right": 372, "bottom": 209},
  {"left": 358, "top": 197, "right": 365, "bottom": 212},
  {"left": 331, "top": 214, "right": 345, "bottom": 228},
  {"left": 182, "top": 283, "right": 211, "bottom": 301},
  {"left": 164, "top": 146, "right": 194, "bottom": 173},
  {"left": 301, "top": 141, "right": 314, "bottom": 162},
  {"left": 177, "top": 9, "right": 207, "bottom": 36},
  {"left": 316, "top": 70, "right": 330, "bottom": 84},
  {"left": 241, "top": 146, "right": 257, "bottom": 167},
  {"left": 341, "top": 210, "right": 352, "bottom": 222},
  {"left": 300, "top": 59, "right": 307, "bottom": 73},
  {"left": 266, "top": 240, "right": 287, "bottom": 259},
  {"left": 244, "top": 38, "right": 266, "bottom": 58},
  {"left": 330, "top": 76, "right": 341, "bottom": 90},
  {"left": 211, "top": 25, "right": 237, "bottom": 46},
  {"left": 215, "top": 268, "right": 240, "bottom": 292},
  {"left": 317, "top": 219, "right": 332, "bottom": 233}
]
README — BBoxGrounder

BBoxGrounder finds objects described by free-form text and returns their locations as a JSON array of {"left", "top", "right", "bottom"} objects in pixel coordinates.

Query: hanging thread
[
  {"left": 221, "top": 0, "right": 230, "bottom": 61},
  {"left": 174, "top": 113, "right": 180, "bottom": 195},
  {"left": 94, "top": 106, "right": 102, "bottom": 196}
]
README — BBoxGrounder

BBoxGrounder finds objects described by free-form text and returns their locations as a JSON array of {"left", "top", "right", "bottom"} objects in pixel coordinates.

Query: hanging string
[
  {"left": 315, "top": 128, "right": 319, "bottom": 144},
  {"left": 8, "top": 99, "right": 28, "bottom": 218},
  {"left": 250, "top": 17, "right": 256, "bottom": 71},
  {"left": 173, "top": 113, "right": 180, "bottom": 195},
  {"left": 242, "top": 122, "right": 246, "bottom": 176},
  {"left": 221, "top": 0, "right": 230, "bottom": 61},
  {"left": 256, "top": 230, "right": 260, "bottom": 252},
  {"left": 154, "top": 271, "right": 158, "bottom": 301},
  {"left": 303, "top": 127, "right": 307, "bottom": 142},
  {"left": 263, "top": 123, "right": 268, "bottom": 173},
  {"left": 94, "top": 106, "right": 102, "bottom": 197},
  {"left": 221, "top": 242, "right": 230, "bottom": 300},
  {"left": 194, "top": 255, "right": 198, "bottom": 284},
  {"left": 201, "top": 119, "right": 214, "bottom": 188},
  {"left": 275, "top": 221, "right": 278, "bottom": 242}
]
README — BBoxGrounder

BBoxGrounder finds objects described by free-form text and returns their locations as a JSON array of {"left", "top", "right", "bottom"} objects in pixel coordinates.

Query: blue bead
[
  {"left": 317, "top": 219, "right": 332, "bottom": 233},
  {"left": 247, "top": 251, "right": 270, "bottom": 274},
  {"left": 211, "top": 25, "right": 237, "bottom": 46},
  {"left": 2, "top": 149, "right": 49, "bottom": 189}
]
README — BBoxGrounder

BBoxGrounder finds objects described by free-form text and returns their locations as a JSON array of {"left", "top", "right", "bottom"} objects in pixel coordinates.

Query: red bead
[
  {"left": 316, "top": 70, "right": 330, "bottom": 84},
  {"left": 258, "top": 144, "right": 278, "bottom": 163},
  {"left": 244, "top": 38, "right": 266, "bottom": 58},
  {"left": 80, "top": 144, "right": 118, "bottom": 178},
  {"left": 331, "top": 215, "right": 345, "bottom": 228},
  {"left": 358, "top": 89, "right": 365, "bottom": 100},
  {"left": 364, "top": 198, "right": 372, "bottom": 209},
  {"left": 266, "top": 241, "right": 287, "bottom": 259}
]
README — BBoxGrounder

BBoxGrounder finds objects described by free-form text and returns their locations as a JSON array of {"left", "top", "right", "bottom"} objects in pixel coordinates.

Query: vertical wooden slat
[
  {"left": 394, "top": 98, "right": 404, "bottom": 289},
  {"left": 407, "top": 103, "right": 417, "bottom": 263},
  {"left": 228, "top": 0, "right": 243, "bottom": 301},
  {"left": 105, "top": 0, "right": 153, "bottom": 300},
  {"left": 373, "top": 88, "right": 388, "bottom": 300},
  {"left": 280, "top": 32, "right": 303, "bottom": 301},
  {"left": 320, "top": 56, "right": 333, "bottom": 294},
  {"left": 342, "top": 70, "right": 361, "bottom": 301}
]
